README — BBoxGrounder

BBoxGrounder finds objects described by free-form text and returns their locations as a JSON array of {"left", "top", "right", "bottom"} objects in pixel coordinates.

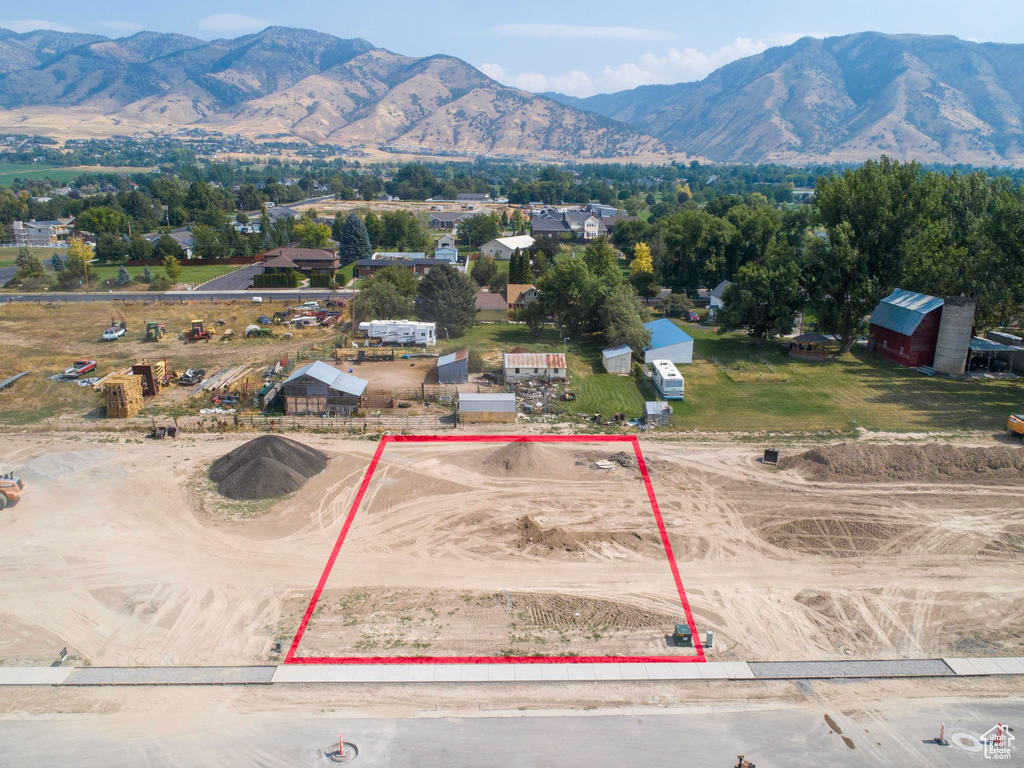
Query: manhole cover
[
  {"left": 325, "top": 743, "right": 359, "bottom": 763},
  {"left": 951, "top": 733, "right": 982, "bottom": 753}
]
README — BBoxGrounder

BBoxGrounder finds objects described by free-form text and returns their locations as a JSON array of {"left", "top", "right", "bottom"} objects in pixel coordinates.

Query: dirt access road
[{"left": 0, "top": 432, "right": 1022, "bottom": 667}]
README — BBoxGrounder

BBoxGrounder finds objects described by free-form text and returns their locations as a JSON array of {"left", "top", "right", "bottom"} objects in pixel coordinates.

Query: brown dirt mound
[
  {"left": 513, "top": 515, "right": 655, "bottom": 554},
  {"left": 482, "top": 441, "right": 548, "bottom": 476},
  {"left": 781, "top": 443, "right": 1024, "bottom": 483},
  {"left": 209, "top": 435, "right": 327, "bottom": 499}
]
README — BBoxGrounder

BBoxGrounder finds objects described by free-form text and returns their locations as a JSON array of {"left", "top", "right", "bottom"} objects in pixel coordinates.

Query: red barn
[{"left": 868, "top": 289, "right": 944, "bottom": 367}]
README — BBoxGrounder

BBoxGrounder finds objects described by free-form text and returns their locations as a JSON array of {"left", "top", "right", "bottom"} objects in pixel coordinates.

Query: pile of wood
[
  {"left": 191, "top": 364, "right": 253, "bottom": 396},
  {"left": 104, "top": 375, "right": 144, "bottom": 418}
]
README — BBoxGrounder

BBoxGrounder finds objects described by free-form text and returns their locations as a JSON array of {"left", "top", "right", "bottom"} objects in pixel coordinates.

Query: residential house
[
  {"left": 283, "top": 360, "right": 368, "bottom": 416},
  {"left": 260, "top": 247, "right": 339, "bottom": 275},
  {"left": 433, "top": 246, "right": 459, "bottom": 262},
  {"left": 456, "top": 193, "right": 490, "bottom": 202},
  {"left": 480, "top": 235, "right": 535, "bottom": 260},
  {"left": 437, "top": 349, "right": 469, "bottom": 384},
  {"left": 708, "top": 279, "right": 733, "bottom": 319},
  {"left": 642, "top": 318, "right": 694, "bottom": 364},
  {"left": 868, "top": 288, "right": 944, "bottom": 368},
  {"left": 584, "top": 202, "right": 619, "bottom": 218},
  {"left": 12, "top": 218, "right": 75, "bottom": 247},
  {"left": 429, "top": 209, "right": 488, "bottom": 230},
  {"left": 530, "top": 211, "right": 606, "bottom": 241},
  {"left": 506, "top": 283, "right": 538, "bottom": 309},
  {"left": 475, "top": 291, "right": 509, "bottom": 322},
  {"left": 371, "top": 251, "right": 427, "bottom": 260},
  {"left": 143, "top": 227, "right": 195, "bottom": 258},
  {"left": 436, "top": 233, "right": 456, "bottom": 249},
  {"left": 353, "top": 258, "right": 448, "bottom": 278},
  {"left": 503, "top": 352, "right": 566, "bottom": 382}
]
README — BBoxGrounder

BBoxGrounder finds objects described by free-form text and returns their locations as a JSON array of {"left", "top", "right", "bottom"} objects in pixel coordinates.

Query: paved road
[
  {"left": 194, "top": 263, "right": 263, "bottom": 291},
  {"left": 0, "top": 698, "right": 1018, "bottom": 767},
  {"left": 0, "top": 265, "right": 15, "bottom": 285}
]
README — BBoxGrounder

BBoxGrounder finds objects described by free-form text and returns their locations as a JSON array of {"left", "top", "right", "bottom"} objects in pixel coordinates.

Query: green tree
[
  {"left": 50, "top": 253, "right": 65, "bottom": 272},
  {"left": 489, "top": 270, "right": 508, "bottom": 295},
  {"left": 294, "top": 216, "right": 333, "bottom": 249},
  {"left": 373, "top": 264, "right": 419, "bottom": 297},
  {"left": 95, "top": 233, "right": 128, "bottom": 263},
  {"left": 458, "top": 213, "right": 500, "bottom": 248},
  {"left": 719, "top": 247, "right": 803, "bottom": 346},
  {"left": 340, "top": 213, "right": 373, "bottom": 265},
  {"left": 602, "top": 283, "right": 650, "bottom": 351},
  {"left": 13, "top": 247, "right": 45, "bottom": 281},
  {"left": 163, "top": 254, "right": 183, "bottom": 284},
  {"left": 76, "top": 206, "right": 129, "bottom": 235},
  {"left": 378, "top": 210, "right": 429, "bottom": 251},
  {"left": 353, "top": 279, "right": 414, "bottom": 323},
  {"left": 127, "top": 235, "right": 154, "bottom": 261},
  {"left": 117, "top": 266, "right": 131, "bottom": 286},
  {"left": 583, "top": 237, "right": 620, "bottom": 284},
  {"left": 153, "top": 235, "right": 184, "bottom": 260},
  {"left": 192, "top": 225, "right": 228, "bottom": 259},
  {"left": 660, "top": 292, "right": 694, "bottom": 317},
  {"left": 537, "top": 257, "right": 604, "bottom": 335},
  {"left": 417, "top": 263, "right": 478, "bottom": 337},
  {"left": 802, "top": 224, "right": 877, "bottom": 354},
  {"left": 364, "top": 211, "right": 383, "bottom": 244},
  {"left": 658, "top": 210, "right": 738, "bottom": 291},
  {"left": 141, "top": 266, "right": 153, "bottom": 283},
  {"left": 57, "top": 239, "right": 98, "bottom": 290},
  {"left": 516, "top": 301, "right": 548, "bottom": 337},
  {"left": 472, "top": 255, "right": 498, "bottom": 287},
  {"left": 508, "top": 249, "right": 531, "bottom": 284},
  {"left": 148, "top": 275, "right": 171, "bottom": 291}
]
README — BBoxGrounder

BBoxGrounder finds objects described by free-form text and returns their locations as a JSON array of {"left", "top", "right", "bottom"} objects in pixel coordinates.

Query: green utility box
[{"left": 672, "top": 624, "right": 692, "bottom": 647}]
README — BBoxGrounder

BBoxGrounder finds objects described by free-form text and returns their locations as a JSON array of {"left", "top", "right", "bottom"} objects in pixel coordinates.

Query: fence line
[{"left": 177, "top": 412, "right": 456, "bottom": 432}]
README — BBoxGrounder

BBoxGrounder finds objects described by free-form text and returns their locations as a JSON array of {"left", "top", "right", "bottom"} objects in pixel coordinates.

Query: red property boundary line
[{"left": 285, "top": 435, "right": 705, "bottom": 664}]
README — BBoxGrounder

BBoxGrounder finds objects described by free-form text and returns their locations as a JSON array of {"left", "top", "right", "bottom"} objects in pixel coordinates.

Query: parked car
[
  {"left": 297, "top": 301, "right": 320, "bottom": 312},
  {"left": 64, "top": 360, "right": 97, "bottom": 378},
  {"left": 685, "top": 310, "right": 700, "bottom": 322},
  {"left": 102, "top": 325, "right": 126, "bottom": 341}
]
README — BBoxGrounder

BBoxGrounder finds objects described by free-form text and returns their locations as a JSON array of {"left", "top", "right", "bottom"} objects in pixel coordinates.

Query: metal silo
[{"left": 932, "top": 296, "right": 977, "bottom": 375}]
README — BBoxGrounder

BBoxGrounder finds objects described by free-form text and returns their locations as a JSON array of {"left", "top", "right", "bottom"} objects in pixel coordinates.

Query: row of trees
[
  {"left": 719, "top": 158, "right": 1024, "bottom": 349},
  {"left": 352, "top": 263, "right": 477, "bottom": 338}
]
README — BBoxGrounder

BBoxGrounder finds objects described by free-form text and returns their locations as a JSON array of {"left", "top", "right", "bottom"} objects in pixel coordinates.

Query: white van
[
  {"left": 102, "top": 326, "right": 126, "bottom": 341},
  {"left": 297, "top": 301, "right": 320, "bottom": 312}
]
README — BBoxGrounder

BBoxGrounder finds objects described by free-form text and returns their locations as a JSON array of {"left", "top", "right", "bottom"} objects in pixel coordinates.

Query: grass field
[
  {"left": 0, "top": 163, "right": 156, "bottom": 184},
  {"left": 454, "top": 321, "right": 1024, "bottom": 433},
  {"left": 89, "top": 264, "right": 240, "bottom": 286}
]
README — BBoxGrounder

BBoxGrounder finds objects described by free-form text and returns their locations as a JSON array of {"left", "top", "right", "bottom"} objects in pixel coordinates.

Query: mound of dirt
[
  {"left": 514, "top": 515, "right": 652, "bottom": 554},
  {"left": 482, "top": 441, "right": 548, "bottom": 476},
  {"left": 608, "top": 451, "right": 637, "bottom": 468},
  {"left": 782, "top": 443, "right": 1024, "bottom": 484},
  {"left": 209, "top": 436, "right": 327, "bottom": 499}
]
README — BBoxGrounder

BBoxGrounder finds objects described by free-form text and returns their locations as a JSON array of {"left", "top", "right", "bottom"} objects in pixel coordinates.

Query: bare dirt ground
[{"left": 1, "top": 432, "right": 1023, "bottom": 667}]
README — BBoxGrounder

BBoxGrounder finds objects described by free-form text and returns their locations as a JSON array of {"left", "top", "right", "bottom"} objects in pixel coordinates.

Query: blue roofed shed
[{"left": 642, "top": 318, "right": 694, "bottom": 364}]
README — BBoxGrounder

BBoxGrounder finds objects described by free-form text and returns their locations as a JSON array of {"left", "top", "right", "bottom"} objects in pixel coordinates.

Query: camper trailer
[
  {"left": 358, "top": 320, "right": 437, "bottom": 347},
  {"left": 651, "top": 359, "right": 684, "bottom": 400}
]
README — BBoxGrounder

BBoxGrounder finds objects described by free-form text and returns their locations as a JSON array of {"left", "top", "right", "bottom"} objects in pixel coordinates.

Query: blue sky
[{"left": 4, "top": 1, "right": 1022, "bottom": 97}]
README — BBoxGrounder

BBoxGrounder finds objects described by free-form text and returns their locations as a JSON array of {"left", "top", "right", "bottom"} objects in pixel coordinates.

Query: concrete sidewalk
[{"left": 3, "top": 656, "right": 1023, "bottom": 686}]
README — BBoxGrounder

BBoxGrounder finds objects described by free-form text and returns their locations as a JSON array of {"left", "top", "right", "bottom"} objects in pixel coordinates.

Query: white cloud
[
  {"left": 492, "top": 24, "right": 674, "bottom": 42},
  {"left": 197, "top": 13, "right": 268, "bottom": 34},
  {"left": 96, "top": 21, "right": 144, "bottom": 33},
  {"left": 484, "top": 33, "right": 820, "bottom": 97},
  {"left": 1, "top": 19, "right": 79, "bottom": 33}
]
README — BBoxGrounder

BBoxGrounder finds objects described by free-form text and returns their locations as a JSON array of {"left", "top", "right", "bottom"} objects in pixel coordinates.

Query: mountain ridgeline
[
  {"left": 547, "top": 32, "right": 1024, "bottom": 166},
  {"left": 0, "top": 26, "right": 668, "bottom": 160}
]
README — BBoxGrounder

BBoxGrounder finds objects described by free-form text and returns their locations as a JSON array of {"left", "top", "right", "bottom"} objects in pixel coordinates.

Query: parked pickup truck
[
  {"left": 102, "top": 325, "right": 127, "bottom": 341},
  {"left": 63, "top": 360, "right": 97, "bottom": 378}
]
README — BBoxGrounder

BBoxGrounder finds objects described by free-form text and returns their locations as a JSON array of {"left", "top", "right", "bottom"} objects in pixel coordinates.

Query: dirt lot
[{"left": 1, "top": 432, "right": 1023, "bottom": 667}]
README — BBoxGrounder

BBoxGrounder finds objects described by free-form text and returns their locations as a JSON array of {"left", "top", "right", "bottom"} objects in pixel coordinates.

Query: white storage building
[
  {"left": 458, "top": 392, "right": 516, "bottom": 423},
  {"left": 359, "top": 320, "right": 437, "bottom": 346},
  {"left": 643, "top": 318, "right": 694, "bottom": 364},
  {"left": 503, "top": 352, "right": 566, "bottom": 381},
  {"left": 601, "top": 345, "right": 632, "bottom": 374},
  {"left": 480, "top": 235, "right": 536, "bottom": 260}
]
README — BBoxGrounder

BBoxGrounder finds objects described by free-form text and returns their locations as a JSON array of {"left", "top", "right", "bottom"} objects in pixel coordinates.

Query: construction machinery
[
  {"left": 1009, "top": 412, "right": 1024, "bottom": 439},
  {"left": 0, "top": 471, "right": 24, "bottom": 510},
  {"left": 144, "top": 321, "right": 166, "bottom": 342},
  {"left": 178, "top": 368, "right": 205, "bottom": 386},
  {"left": 245, "top": 324, "right": 275, "bottom": 338},
  {"left": 184, "top": 320, "right": 212, "bottom": 343}
]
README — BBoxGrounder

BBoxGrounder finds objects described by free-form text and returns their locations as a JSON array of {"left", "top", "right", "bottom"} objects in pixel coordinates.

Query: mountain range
[
  {"left": 0, "top": 26, "right": 669, "bottom": 161},
  {"left": 1, "top": 28, "right": 1023, "bottom": 165},
  {"left": 548, "top": 32, "right": 1024, "bottom": 166}
]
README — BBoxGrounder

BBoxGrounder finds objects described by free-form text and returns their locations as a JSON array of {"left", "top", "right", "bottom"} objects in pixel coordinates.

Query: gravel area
[
  {"left": 63, "top": 666, "right": 276, "bottom": 685},
  {"left": 749, "top": 659, "right": 955, "bottom": 678}
]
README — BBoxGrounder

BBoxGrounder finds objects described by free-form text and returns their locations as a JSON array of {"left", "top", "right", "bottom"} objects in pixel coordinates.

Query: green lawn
[
  {"left": 89, "top": 263, "right": 240, "bottom": 286},
  {"left": 453, "top": 320, "right": 1024, "bottom": 433},
  {"left": 0, "top": 163, "right": 154, "bottom": 184},
  {"left": 468, "top": 256, "right": 509, "bottom": 277}
]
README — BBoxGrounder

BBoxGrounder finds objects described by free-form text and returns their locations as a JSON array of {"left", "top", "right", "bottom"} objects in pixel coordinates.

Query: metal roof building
[
  {"left": 437, "top": 349, "right": 469, "bottom": 384},
  {"left": 503, "top": 353, "right": 567, "bottom": 381},
  {"left": 869, "top": 289, "right": 944, "bottom": 336},
  {"left": 643, "top": 319, "right": 694, "bottom": 365},
  {"left": 601, "top": 344, "right": 632, "bottom": 374},
  {"left": 284, "top": 360, "right": 368, "bottom": 396},
  {"left": 457, "top": 392, "right": 515, "bottom": 423}
]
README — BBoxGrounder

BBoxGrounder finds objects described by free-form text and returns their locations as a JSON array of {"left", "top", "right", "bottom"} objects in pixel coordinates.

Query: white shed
[
  {"left": 601, "top": 345, "right": 632, "bottom": 374},
  {"left": 480, "top": 235, "right": 535, "bottom": 260},
  {"left": 642, "top": 319, "right": 694, "bottom": 365}
]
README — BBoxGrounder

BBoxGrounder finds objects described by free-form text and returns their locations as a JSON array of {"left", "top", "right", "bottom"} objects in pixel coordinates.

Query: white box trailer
[{"left": 358, "top": 320, "right": 437, "bottom": 346}]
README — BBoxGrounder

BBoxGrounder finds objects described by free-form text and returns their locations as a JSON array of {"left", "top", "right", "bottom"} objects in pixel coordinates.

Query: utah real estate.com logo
[{"left": 982, "top": 723, "right": 1015, "bottom": 760}]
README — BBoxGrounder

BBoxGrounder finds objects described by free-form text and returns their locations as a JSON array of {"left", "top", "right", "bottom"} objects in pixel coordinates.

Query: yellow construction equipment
[{"left": 1008, "top": 412, "right": 1024, "bottom": 439}]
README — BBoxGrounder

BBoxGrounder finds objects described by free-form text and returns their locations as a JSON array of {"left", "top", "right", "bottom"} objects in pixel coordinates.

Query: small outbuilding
[
  {"left": 283, "top": 360, "right": 368, "bottom": 416},
  {"left": 475, "top": 291, "right": 508, "bottom": 323},
  {"left": 437, "top": 349, "right": 469, "bottom": 384},
  {"left": 643, "top": 318, "right": 694, "bottom": 365},
  {"left": 787, "top": 332, "right": 837, "bottom": 360},
  {"left": 643, "top": 401, "right": 673, "bottom": 427},
  {"left": 458, "top": 392, "right": 516, "bottom": 423},
  {"left": 601, "top": 345, "right": 632, "bottom": 374},
  {"left": 504, "top": 352, "right": 567, "bottom": 382}
]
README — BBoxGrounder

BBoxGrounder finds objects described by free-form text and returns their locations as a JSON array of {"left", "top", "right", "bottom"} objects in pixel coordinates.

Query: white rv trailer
[
  {"left": 651, "top": 359, "right": 684, "bottom": 400},
  {"left": 358, "top": 320, "right": 437, "bottom": 346}
]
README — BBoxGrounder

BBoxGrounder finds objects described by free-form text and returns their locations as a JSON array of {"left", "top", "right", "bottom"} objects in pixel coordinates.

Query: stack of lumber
[
  {"left": 92, "top": 367, "right": 133, "bottom": 391},
  {"left": 104, "top": 375, "right": 144, "bottom": 418},
  {"left": 194, "top": 364, "right": 252, "bottom": 394}
]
